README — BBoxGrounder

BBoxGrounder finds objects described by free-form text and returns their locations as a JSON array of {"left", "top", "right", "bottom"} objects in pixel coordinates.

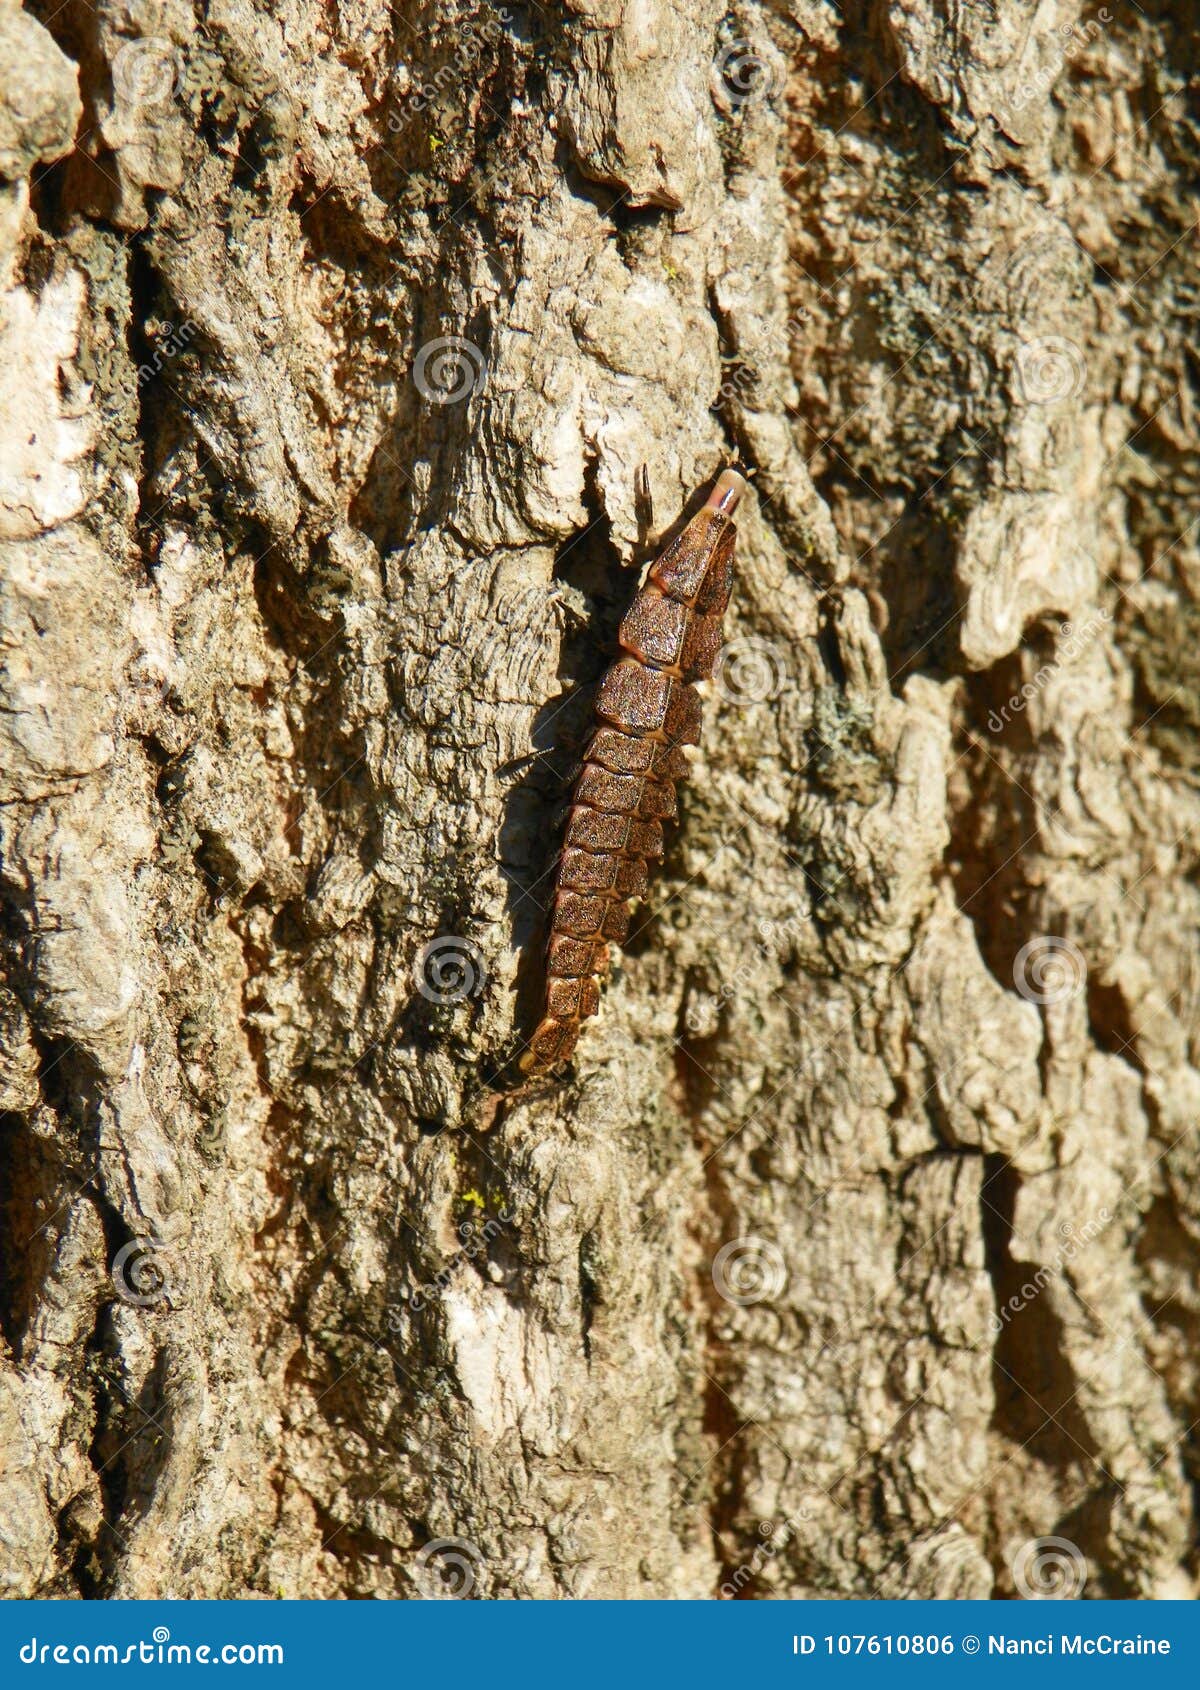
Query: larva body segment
[{"left": 521, "top": 467, "right": 746, "bottom": 1077}]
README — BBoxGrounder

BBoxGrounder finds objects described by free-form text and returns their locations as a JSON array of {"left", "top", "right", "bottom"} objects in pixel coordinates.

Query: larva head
[
  {"left": 648, "top": 467, "right": 745, "bottom": 613},
  {"left": 706, "top": 466, "right": 748, "bottom": 515}
]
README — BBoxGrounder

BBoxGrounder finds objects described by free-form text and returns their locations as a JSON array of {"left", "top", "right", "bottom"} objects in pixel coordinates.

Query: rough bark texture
[{"left": 1, "top": 0, "right": 1198, "bottom": 1601}]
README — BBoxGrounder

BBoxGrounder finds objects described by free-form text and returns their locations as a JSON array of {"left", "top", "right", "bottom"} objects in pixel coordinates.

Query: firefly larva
[{"left": 521, "top": 466, "right": 746, "bottom": 1077}]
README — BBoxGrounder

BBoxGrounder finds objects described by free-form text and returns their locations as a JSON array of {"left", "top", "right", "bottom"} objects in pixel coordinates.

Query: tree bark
[{"left": 1, "top": 0, "right": 1197, "bottom": 1600}]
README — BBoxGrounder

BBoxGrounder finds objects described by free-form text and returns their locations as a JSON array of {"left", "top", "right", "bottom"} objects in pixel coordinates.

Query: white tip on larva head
[{"left": 706, "top": 466, "right": 747, "bottom": 515}]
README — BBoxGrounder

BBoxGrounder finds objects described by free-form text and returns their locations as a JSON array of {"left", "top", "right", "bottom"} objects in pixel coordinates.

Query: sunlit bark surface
[{"left": 0, "top": 0, "right": 1197, "bottom": 1598}]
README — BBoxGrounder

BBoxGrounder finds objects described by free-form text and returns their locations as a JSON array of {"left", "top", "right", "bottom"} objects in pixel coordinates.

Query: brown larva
[{"left": 521, "top": 466, "right": 747, "bottom": 1077}]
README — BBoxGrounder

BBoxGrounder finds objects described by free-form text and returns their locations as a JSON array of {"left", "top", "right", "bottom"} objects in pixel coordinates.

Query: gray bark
[{"left": 1, "top": 0, "right": 1197, "bottom": 1599}]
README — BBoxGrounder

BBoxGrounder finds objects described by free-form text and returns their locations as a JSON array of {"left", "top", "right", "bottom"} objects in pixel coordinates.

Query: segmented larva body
[{"left": 522, "top": 467, "right": 746, "bottom": 1077}]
